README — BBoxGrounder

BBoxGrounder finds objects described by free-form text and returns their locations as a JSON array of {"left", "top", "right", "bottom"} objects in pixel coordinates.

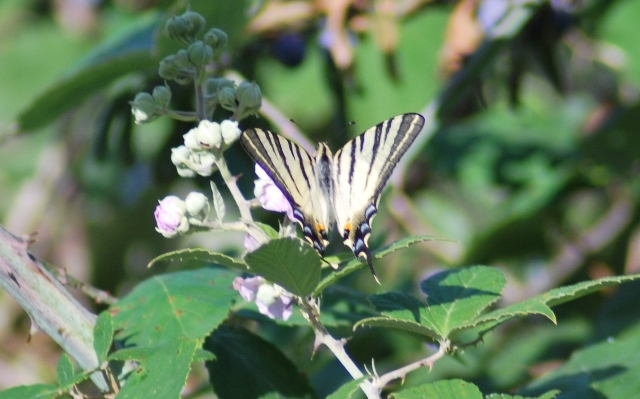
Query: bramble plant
[{"left": 3, "top": 6, "right": 640, "bottom": 399}]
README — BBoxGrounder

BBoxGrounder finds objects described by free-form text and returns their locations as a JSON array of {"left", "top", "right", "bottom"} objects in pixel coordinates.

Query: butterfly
[{"left": 240, "top": 113, "right": 425, "bottom": 281}]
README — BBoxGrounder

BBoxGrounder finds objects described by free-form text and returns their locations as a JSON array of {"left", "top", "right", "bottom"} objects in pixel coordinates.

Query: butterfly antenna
[{"left": 364, "top": 252, "right": 380, "bottom": 285}]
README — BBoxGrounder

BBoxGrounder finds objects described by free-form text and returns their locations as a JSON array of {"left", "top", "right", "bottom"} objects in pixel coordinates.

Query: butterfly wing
[
  {"left": 240, "top": 128, "right": 331, "bottom": 254},
  {"left": 332, "top": 113, "right": 425, "bottom": 278}
]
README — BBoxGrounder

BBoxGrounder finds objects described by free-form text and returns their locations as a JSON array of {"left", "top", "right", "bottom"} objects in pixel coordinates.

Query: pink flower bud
[
  {"left": 154, "top": 196, "right": 189, "bottom": 237},
  {"left": 233, "top": 276, "right": 294, "bottom": 320}
]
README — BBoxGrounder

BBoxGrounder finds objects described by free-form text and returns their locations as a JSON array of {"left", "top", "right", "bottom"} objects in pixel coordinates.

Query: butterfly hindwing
[
  {"left": 332, "top": 113, "right": 425, "bottom": 276},
  {"left": 240, "top": 128, "right": 330, "bottom": 254}
]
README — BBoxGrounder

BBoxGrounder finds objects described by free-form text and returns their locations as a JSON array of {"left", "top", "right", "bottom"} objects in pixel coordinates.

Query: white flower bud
[
  {"left": 194, "top": 120, "right": 223, "bottom": 149},
  {"left": 193, "top": 152, "right": 218, "bottom": 176},
  {"left": 183, "top": 129, "right": 200, "bottom": 151},
  {"left": 220, "top": 120, "right": 241, "bottom": 144},
  {"left": 185, "top": 191, "right": 209, "bottom": 219},
  {"left": 171, "top": 145, "right": 191, "bottom": 166}
]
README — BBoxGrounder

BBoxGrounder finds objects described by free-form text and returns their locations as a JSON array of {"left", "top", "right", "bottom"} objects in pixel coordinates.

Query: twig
[
  {"left": 374, "top": 339, "right": 450, "bottom": 390},
  {"left": 298, "top": 297, "right": 379, "bottom": 399},
  {"left": 46, "top": 264, "right": 118, "bottom": 305}
]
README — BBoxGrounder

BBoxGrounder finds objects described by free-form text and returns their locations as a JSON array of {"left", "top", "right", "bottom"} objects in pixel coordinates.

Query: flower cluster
[
  {"left": 233, "top": 276, "right": 294, "bottom": 320},
  {"left": 155, "top": 192, "right": 210, "bottom": 237},
  {"left": 170, "top": 119, "right": 241, "bottom": 177}
]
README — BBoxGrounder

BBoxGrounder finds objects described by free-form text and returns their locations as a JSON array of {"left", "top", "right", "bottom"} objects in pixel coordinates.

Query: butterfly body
[{"left": 241, "top": 113, "right": 425, "bottom": 280}]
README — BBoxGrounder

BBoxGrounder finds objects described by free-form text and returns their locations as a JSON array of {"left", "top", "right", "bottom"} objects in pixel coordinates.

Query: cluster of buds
[
  {"left": 131, "top": 85, "right": 172, "bottom": 124},
  {"left": 154, "top": 192, "right": 210, "bottom": 238},
  {"left": 201, "top": 77, "right": 262, "bottom": 121},
  {"left": 159, "top": 11, "right": 228, "bottom": 85},
  {"left": 170, "top": 119, "right": 241, "bottom": 177}
]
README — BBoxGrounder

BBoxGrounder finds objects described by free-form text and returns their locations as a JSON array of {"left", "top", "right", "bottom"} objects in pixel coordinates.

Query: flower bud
[
  {"left": 159, "top": 55, "right": 179, "bottom": 81},
  {"left": 131, "top": 92, "right": 159, "bottom": 124},
  {"left": 164, "top": 15, "right": 189, "bottom": 43},
  {"left": 194, "top": 120, "right": 222, "bottom": 149},
  {"left": 183, "top": 129, "right": 200, "bottom": 151},
  {"left": 187, "top": 40, "right": 214, "bottom": 67},
  {"left": 155, "top": 196, "right": 189, "bottom": 237},
  {"left": 217, "top": 86, "right": 237, "bottom": 111},
  {"left": 204, "top": 77, "right": 234, "bottom": 97},
  {"left": 171, "top": 145, "right": 190, "bottom": 166},
  {"left": 193, "top": 152, "right": 218, "bottom": 176},
  {"left": 204, "top": 28, "right": 228, "bottom": 52},
  {"left": 185, "top": 191, "right": 210, "bottom": 219},
  {"left": 152, "top": 85, "right": 172, "bottom": 108},
  {"left": 182, "top": 11, "right": 206, "bottom": 41},
  {"left": 174, "top": 49, "right": 191, "bottom": 69},
  {"left": 220, "top": 119, "right": 241, "bottom": 144},
  {"left": 177, "top": 166, "right": 197, "bottom": 178},
  {"left": 236, "top": 81, "right": 262, "bottom": 119}
]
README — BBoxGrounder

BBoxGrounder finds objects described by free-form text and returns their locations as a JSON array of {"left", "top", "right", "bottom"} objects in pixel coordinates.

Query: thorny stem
[
  {"left": 298, "top": 297, "right": 379, "bottom": 399},
  {"left": 374, "top": 339, "right": 450, "bottom": 390},
  {"left": 46, "top": 264, "right": 118, "bottom": 305}
]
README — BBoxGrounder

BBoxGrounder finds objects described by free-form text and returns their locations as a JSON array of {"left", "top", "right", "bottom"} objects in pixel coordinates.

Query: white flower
[
  {"left": 154, "top": 196, "right": 189, "bottom": 237},
  {"left": 220, "top": 119, "right": 241, "bottom": 144},
  {"left": 183, "top": 129, "right": 201, "bottom": 151},
  {"left": 253, "top": 164, "right": 295, "bottom": 221},
  {"left": 193, "top": 151, "right": 217, "bottom": 176}
]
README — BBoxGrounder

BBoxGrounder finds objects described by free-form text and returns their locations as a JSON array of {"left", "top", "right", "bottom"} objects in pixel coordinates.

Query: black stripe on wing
[{"left": 240, "top": 128, "right": 313, "bottom": 212}]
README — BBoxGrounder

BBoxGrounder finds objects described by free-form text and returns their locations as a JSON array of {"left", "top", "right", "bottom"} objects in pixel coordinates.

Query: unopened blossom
[
  {"left": 232, "top": 276, "right": 294, "bottom": 321},
  {"left": 155, "top": 196, "right": 189, "bottom": 237},
  {"left": 254, "top": 164, "right": 294, "bottom": 221},
  {"left": 220, "top": 119, "right": 241, "bottom": 144},
  {"left": 194, "top": 120, "right": 223, "bottom": 149},
  {"left": 185, "top": 191, "right": 209, "bottom": 220}
]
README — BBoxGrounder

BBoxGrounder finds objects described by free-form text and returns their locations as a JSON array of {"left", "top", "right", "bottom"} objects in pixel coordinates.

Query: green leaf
[
  {"left": 15, "top": 13, "right": 162, "bottom": 132},
  {"left": 194, "top": 348, "right": 216, "bottom": 362},
  {"left": 520, "top": 334, "right": 640, "bottom": 398},
  {"left": 389, "top": 379, "right": 483, "bottom": 398},
  {"left": 255, "top": 222, "right": 280, "bottom": 239},
  {"left": 210, "top": 181, "right": 225, "bottom": 222},
  {"left": 115, "top": 338, "right": 198, "bottom": 399},
  {"left": 205, "top": 325, "right": 316, "bottom": 399},
  {"left": 486, "top": 391, "right": 560, "bottom": 399},
  {"left": 148, "top": 248, "right": 248, "bottom": 271},
  {"left": 540, "top": 273, "right": 640, "bottom": 308},
  {"left": 94, "top": 311, "right": 114, "bottom": 363},
  {"left": 313, "top": 235, "right": 452, "bottom": 295},
  {"left": 356, "top": 267, "right": 504, "bottom": 340},
  {"left": 111, "top": 268, "right": 239, "bottom": 346},
  {"left": 245, "top": 238, "right": 321, "bottom": 297},
  {"left": 0, "top": 384, "right": 59, "bottom": 399},
  {"left": 56, "top": 354, "right": 75, "bottom": 388},
  {"left": 326, "top": 378, "right": 367, "bottom": 399},
  {"left": 418, "top": 266, "right": 505, "bottom": 337},
  {"left": 461, "top": 273, "right": 640, "bottom": 340}
]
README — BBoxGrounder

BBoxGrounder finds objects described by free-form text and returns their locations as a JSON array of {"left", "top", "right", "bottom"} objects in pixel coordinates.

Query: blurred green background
[{"left": 1, "top": 0, "right": 640, "bottom": 397}]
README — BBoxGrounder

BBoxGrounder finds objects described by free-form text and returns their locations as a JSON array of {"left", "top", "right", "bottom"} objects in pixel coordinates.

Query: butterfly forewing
[
  {"left": 332, "top": 113, "right": 425, "bottom": 268},
  {"left": 240, "top": 128, "right": 331, "bottom": 254}
]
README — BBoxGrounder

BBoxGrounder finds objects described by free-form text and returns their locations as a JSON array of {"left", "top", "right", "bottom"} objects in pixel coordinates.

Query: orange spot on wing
[
  {"left": 316, "top": 223, "right": 325, "bottom": 233},
  {"left": 344, "top": 221, "right": 352, "bottom": 233}
]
